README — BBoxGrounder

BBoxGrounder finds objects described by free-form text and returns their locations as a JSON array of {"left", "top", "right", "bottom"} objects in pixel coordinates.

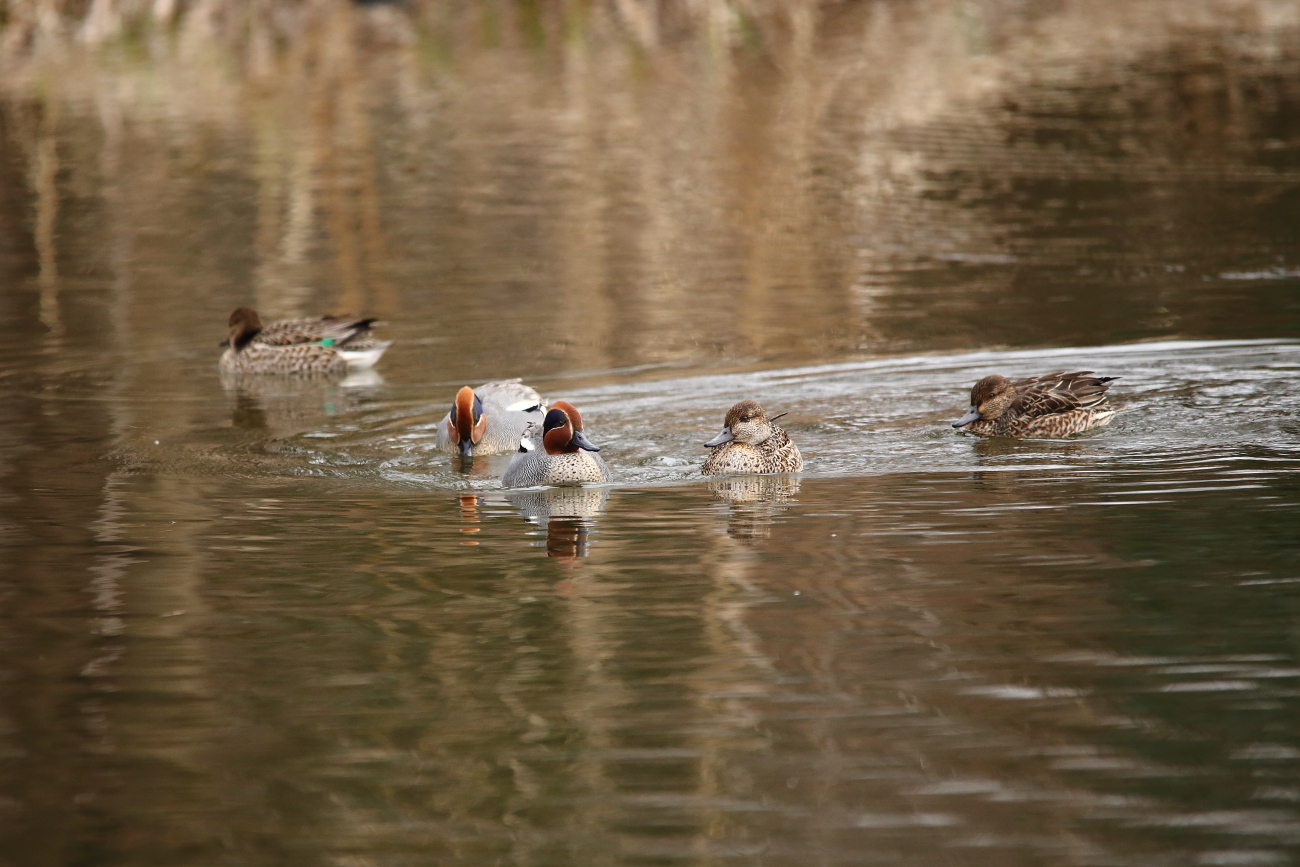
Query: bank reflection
[
  {"left": 504, "top": 486, "right": 609, "bottom": 563},
  {"left": 708, "top": 474, "right": 801, "bottom": 540}
]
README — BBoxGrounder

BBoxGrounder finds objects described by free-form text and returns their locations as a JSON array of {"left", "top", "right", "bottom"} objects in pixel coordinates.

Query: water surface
[{"left": 2, "top": 2, "right": 1300, "bottom": 865}]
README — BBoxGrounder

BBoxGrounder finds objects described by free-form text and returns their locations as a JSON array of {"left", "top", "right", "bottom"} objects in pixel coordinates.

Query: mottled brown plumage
[
  {"left": 702, "top": 400, "right": 803, "bottom": 475},
  {"left": 240, "top": 310, "right": 381, "bottom": 349},
  {"left": 220, "top": 341, "right": 351, "bottom": 375},
  {"left": 218, "top": 307, "right": 389, "bottom": 375},
  {"left": 952, "top": 371, "right": 1118, "bottom": 438}
]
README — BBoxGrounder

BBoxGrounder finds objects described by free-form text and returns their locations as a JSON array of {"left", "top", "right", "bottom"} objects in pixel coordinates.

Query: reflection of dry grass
[
  {"left": 4, "top": 0, "right": 1298, "bottom": 373},
  {"left": 0, "top": 1, "right": 799, "bottom": 71}
]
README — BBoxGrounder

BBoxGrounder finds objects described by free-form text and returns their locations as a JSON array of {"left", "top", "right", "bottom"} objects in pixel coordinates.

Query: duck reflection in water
[
  {"left": 708, "top": 475, "right": 801, "bottom": 541},
  {"left": 455, "top": 494, "right": 487, "bottom": 545},
  {"left": 221, "top": 370, "right": 383, "bottom": 438},
  {"left": 504, "top": 486, "right": 609, "bottom": 563}
]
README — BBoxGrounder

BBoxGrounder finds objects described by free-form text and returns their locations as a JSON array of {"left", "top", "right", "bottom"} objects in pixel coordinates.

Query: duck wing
[
  {"left": 257, "top": 316, "right": 379, "bottom": 347},
  {"left": 475, "top": 379, "right": 545, "bottom": 413},
  {"left": 1013, "top": 371, "right": 1116, "bottom": 417}
]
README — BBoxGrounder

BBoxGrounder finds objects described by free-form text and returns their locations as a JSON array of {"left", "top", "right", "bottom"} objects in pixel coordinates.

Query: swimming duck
[
  {"left": 218, "top": 307, "right": 390, "bottom": 375},
  {"left": 951, "top": 371, "right": 1118, "bottom": 438},
  {"left": 502, "top": 401, "right": 611, "bottom": 487},
  {"left": 436, "top": 380, "right": 546, "bottom": 457},
  {"left": 701, "top": 400, "right": 803, "bottom": 475}
]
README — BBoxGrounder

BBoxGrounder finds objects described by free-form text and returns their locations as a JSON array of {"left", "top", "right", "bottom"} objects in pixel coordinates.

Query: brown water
[{"left": 3, "top": 2, "right": 1300, "bottom": 865}]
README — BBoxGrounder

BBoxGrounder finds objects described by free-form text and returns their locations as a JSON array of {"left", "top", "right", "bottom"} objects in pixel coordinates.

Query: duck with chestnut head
[
  {"left": 952, "top": 371, "right": 1118, "bottom": 438},
  {"left": 436, "top": 379, "right": 546, "bottom": 458},
  {"left": 502, "top": 401, "right": 610, "bottom": 487},
  {"left": 701, "top": 400, "right": 803, "bottom": 475}
]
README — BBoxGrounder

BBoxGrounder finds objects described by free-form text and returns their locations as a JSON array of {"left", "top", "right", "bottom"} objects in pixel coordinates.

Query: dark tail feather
[{"left": 334, "top": 318, "right": 380, "bottom": 347}]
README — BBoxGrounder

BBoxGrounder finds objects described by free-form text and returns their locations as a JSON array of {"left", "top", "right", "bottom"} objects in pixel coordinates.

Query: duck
[
  {"left": 951, "top": 371, "right": 1118, "bottom": 438},
  {"left": 218, "top": 306, "right": 390, "bottom": 375},
  {"left": 701, "top": 400, "right": 803, "bottom": 475},
  {"left": 502, "top": 401, "right": 611, "bottom": 487},
  {"left": 435, "top": 380, "right": 546, "bottom": 457}
]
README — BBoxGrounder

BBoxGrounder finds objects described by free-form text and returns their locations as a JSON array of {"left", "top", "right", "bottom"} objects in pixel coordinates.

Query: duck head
[
  {"left": 705, "top": 400, "right": 786, "bottom": 447},
  {"left": 226, "top": 307, "right": 264, "bottom": 352},
  {"left": 550, "top": 400, "right": 601, "bottom": 452},
  {"left": 542, "top": 406, "right": 601, "bottom": 455},
  {"left": 447, "top": 386, "right": 488, "bottom": 457},
  {"left": 953, "top": 374, "right": 1016, "bottom": 428}
]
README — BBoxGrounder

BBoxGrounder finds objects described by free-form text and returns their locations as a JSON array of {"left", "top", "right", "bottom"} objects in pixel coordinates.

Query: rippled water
[{"left": 3, "top": 2, "right": 1300, "bottom": 865}]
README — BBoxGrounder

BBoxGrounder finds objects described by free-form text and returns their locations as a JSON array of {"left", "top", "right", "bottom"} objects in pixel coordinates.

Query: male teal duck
[
  {"left": 218, "top": 307, "right": 390, "bottom": 375},
  {"left": 951, "top": 371, "right": 1118, "bottom": 438},
  {"left": 701, "top": 400, "right": 803, "bottom": 475},
  {"left": 502, "top": 402, "right": 611, "bottom": 487},
  {"left": 436, "top": 379, "right": 546, "bottom": 457}
]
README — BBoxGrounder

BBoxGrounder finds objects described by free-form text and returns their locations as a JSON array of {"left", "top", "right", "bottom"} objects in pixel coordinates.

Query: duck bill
[
  {"left": 458, "top": 438, "right": 474, "bottom": 458},
  {"left": 570, "top": 429, "right": 601, "bottom": 452},
  {"left": 952, "top": 407, "right": 981, "bottom": 428},
  {"left": 704, "top": 427, "right": 735, "bottom": 447}
]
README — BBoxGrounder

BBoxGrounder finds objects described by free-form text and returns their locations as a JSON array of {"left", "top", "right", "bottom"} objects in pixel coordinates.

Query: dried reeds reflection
[{"left": 2, "top": 0, "right": 1297, "bottom": 378}]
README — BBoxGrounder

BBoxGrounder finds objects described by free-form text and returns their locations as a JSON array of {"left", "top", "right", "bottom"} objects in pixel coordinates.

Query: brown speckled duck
[
  {"left": 701, "top": 400, "right": 803, "bottom": 476},
  {"left": 218, "top": 307, "right": 390, "bottom": 375},
  {"left": 502, "top": 402, "right": 611, "bottom": 487},
  {"left": 951, "top": 371, "right": 1118, "bottom": 438}
]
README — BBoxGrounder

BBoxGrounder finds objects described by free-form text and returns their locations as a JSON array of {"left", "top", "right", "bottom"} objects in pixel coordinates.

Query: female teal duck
[
  {"left": 218, "top": 307, "right": 390, "bottom": 375},
  {"left": 951, "top": 371, "right": 1118, "bottom": 438},
  {"left": 701, "top": 400, "right": 803, "bottom": 475},
  {"left": 436, "top": 380, "right": 546, "bottom": 457},
  {"left": 502, "top": 402, "right": 610, "bottom": 487}
]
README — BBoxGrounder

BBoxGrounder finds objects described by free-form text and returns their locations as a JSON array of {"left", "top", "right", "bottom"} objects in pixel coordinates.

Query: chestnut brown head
[
  {"left": 549, "top": 400, "right": 600, "bottom": 452},
  {"left": 541, "top": 407, "right": 579, "bottom": 456},
  {"left": 447, "top": 386, "right": 487, "bottom": 457}
]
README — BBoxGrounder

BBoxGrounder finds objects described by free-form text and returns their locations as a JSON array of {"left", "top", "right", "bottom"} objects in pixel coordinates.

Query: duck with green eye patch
[
  {"left": 218, "top": 307, "right": 390, "bottom": 375},
  {"left": 436, "top": 380, "right": 548, "bottom": 458},
  {"left": 503, "top": 402, "right": 610, "bottom": 487}
]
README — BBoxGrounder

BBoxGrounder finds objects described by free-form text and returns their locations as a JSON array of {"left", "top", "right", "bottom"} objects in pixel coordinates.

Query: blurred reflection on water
[
  {"left": 505, "top": 485, "right": 609, "bottom": 562},
  {"left": 2, "top": 1, "right": 1300, "bottom": 864},
  {"left": 708, "top": 474, "right": 800, "bottom": 540}
]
